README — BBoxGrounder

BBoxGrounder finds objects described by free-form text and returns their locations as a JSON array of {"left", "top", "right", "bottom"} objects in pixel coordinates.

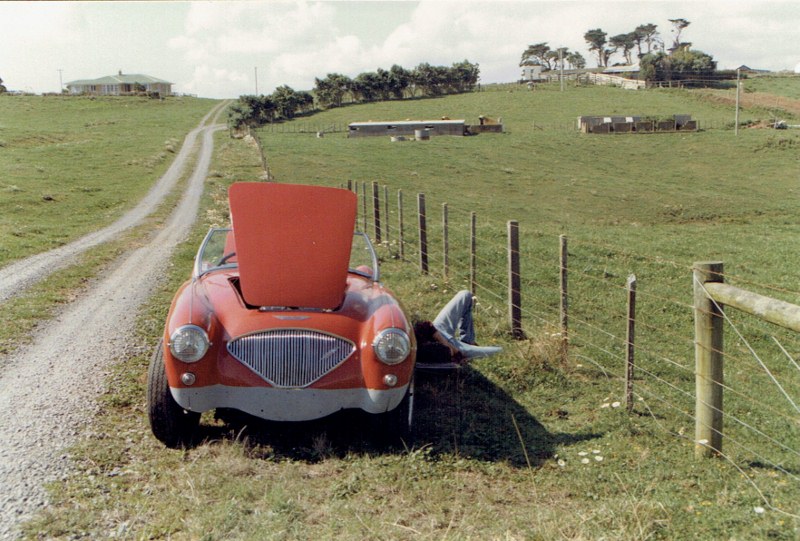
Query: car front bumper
[{"left": 170, "top": 383, "right": 409, "bottom": 421}]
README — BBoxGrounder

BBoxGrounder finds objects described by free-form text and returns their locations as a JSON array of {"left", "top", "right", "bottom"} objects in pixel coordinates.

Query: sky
[{"left": 1, "top": 0, "right": 798, "bottom": 99}]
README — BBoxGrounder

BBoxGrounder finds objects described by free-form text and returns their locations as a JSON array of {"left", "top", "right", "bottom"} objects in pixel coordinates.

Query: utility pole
[
  {"left": 254, "top": 66, "right": 258, "bottom": 95},
  {"left": 58, "top": 69, "right": 63, "bottom": 93},
  {"left": 559, "top": 49, "right": 564, "bottom": 92},
  {"left": 734, "top": 68, "right": 740, "bottom": 136}
]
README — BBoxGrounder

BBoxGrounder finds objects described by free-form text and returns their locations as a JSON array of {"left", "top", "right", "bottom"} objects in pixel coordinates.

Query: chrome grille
[{"left": 227, "top": 330, "right": 355, "bottom": 388}]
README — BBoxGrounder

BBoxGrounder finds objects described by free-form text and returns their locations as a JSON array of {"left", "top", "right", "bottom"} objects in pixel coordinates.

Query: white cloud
[{"left": 2, "top": 1, "right": 799, "bottom": 98}]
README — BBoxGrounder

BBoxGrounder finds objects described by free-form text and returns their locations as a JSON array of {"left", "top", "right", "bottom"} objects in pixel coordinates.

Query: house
[
  {"left": 521, "top": 65, "right": 544, "bottom": 81},
  {"left": 66, "top": 71, "right": 172, "bottom": 96}
]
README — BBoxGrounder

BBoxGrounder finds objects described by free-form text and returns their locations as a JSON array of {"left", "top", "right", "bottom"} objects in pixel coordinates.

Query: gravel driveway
[{"left": 0, "top": 103, "right": 227, "bottom": 539}]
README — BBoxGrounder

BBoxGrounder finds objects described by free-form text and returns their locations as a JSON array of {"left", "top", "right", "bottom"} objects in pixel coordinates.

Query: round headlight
[
  {"left": 373, "top": 329, "right": 411, "bottom": 365},
  {"left": 169, "top": 325, "right": 209, "bottom": 363}
]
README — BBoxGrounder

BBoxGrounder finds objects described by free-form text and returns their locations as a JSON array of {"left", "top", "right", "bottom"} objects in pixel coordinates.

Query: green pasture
[
  {"left": 21, "top": 83, "right": 800, "bottom": 539},
  {"left": 0, "top": 95, "right": 217, "bottom": 267},
  {"left": 744, "top": 73, "right": 800, "bottom": 100}
]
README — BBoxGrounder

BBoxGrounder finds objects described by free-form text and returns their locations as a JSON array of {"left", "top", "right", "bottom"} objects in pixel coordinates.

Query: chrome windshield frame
[
  {"left": 193, "top": 228, "right": 380, "bottom": 282},
  {"left": 193, "top": 227, "right": 234, "bottom": 278}
]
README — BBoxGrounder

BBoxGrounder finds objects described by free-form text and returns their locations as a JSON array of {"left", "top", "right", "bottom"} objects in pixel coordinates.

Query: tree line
[
  {"left": 521, "top": 18, "right": 718, "bottom": 84},
  {"left": 228, "top": 60, "right": 480, "bottom": 130}
]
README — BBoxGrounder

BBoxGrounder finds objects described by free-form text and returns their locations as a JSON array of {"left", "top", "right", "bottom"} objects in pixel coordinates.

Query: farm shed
[
  {"left": 578, "top": 114, "right": 697, "bottom": 134},
  {"left": 66, "top": 71, "right": 173, "bottom": 97},
  {"left": 348, "top": 120, "right": 467, "bottom": 138}
]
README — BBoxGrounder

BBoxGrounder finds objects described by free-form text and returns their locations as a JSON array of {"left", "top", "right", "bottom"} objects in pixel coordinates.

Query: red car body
[{"left": 147, "top": 183, "right": 416, "bottom": 447}]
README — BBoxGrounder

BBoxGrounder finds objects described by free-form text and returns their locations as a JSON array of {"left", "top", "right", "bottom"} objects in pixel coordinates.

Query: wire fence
[{"left": 347, "top": 179, "right": 800, "bottom": 517}]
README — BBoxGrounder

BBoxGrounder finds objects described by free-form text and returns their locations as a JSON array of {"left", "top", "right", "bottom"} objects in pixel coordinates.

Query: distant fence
[{"left": 342, "top": 179, "right": 800, "bottom": 516}]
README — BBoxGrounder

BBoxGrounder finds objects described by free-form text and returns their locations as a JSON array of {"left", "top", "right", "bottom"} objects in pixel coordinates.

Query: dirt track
[{"left": 0, "top": 103, "right": 227, "bottom": 539}]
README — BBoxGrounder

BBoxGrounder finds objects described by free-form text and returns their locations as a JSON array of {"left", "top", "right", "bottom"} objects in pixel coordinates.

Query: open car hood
[{"left": 228, "top": 182, "right": 357, "bottom": 310}]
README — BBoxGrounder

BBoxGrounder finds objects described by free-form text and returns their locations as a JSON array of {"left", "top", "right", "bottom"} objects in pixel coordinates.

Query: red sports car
[{"left": 147, "top": 182, "right": 416, "bottom": 447}]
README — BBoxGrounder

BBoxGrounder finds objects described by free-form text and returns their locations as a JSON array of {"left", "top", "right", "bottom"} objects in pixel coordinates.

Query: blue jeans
[
  {"left": 432, "top": 290, "right": 502, "bottom": 360},
  {"left": 433, "top": 290, "right": 475, "bottom": 346}
]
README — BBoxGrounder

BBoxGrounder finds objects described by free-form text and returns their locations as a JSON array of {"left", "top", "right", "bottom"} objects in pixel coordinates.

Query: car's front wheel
[
  {"left": 147, "top": 339, "right": 200, "bottom": 448},
  {"left": 373, "top": 380, "right": 414, "bottom": 446}
]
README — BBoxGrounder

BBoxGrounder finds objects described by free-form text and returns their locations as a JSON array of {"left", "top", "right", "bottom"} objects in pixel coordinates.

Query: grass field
[
  {"left": 0, "top": 94, "right": 217, "bottom": 267},
  {"left": 19, "top": 81, "right": 800, "bottom": 539}
]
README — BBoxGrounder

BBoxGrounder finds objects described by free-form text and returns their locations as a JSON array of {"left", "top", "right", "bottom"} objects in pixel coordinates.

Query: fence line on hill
[{"left": 345, "top": 179, "right": 800, "bottom": 517}]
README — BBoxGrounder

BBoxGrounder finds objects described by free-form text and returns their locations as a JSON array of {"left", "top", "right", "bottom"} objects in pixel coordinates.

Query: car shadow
[{"left": 197, "top": 366, "right": 602, "bottom": 467}]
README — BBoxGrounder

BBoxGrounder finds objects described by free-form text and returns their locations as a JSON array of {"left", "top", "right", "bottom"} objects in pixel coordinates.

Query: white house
[{"left": 66, "top": 71, "right": 172, "bottom": 96}]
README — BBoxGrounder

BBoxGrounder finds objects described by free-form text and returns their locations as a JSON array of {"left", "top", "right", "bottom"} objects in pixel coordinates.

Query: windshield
[{"left": 194, "top": 228, "right": 379, "bottom": 281}]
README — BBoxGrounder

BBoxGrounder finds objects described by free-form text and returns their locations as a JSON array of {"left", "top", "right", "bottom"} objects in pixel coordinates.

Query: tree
[
  {"left": 0, "top": 76, "right": 6, "bottom": 94},
  {"left": 668, "top": 18, "right": 690, "bottom": 52},
  {"left": 388, "top": 64, "right": 411, "bottom": 99},
  {"left": 566, "top": 51, "right": 586, "bottom": 70},
  {"left": 609, "top": 33, "right": 636, "bottom": 65},
  {"left": 584, "top": 28, "right": 613, "bottom": 67},
  {"left": 271, "top": 85, "right": 303, "bottom": 119},
  {"left": 451, "top": 60, "right": 480, "bottom": 92},
  {"left": 314, "top": 73, "right": 351, "bottom": 109},
  {"left": 520, "top": 42, "right": 553, "bottom": 69},
  {"left": 639, "top": 48, "right": 716, "bottom": 84},
  {"left": 633, "top": 23, "right": 660, "bottom": 57}
]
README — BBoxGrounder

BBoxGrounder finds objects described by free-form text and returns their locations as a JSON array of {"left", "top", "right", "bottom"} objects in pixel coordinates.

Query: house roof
[
  {"left": 66, "top": 73, "right": 172, "bottom": 86},
  {"left": 602, "top": 64, "right": 640, "bottom": 74}
]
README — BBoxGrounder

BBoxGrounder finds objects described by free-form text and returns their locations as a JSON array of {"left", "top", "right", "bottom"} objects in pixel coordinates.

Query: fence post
[
  {"left": 418, "top": 193, "right": 428, "bottom": 274},
  {"left": 383, "top": 185, "right": 390, "bottom": 243},
  {"left": 508, "top": 220, "right": 524, "bottom": 339},
  {"left": 625, "top": 274, "right": 637, "bottom": 413},
  {"left": 442, "top": 203, "right": 449, "bottom": 279},
  {"left": 354, "top": 182, "right": 360, "bottom": 226},
  {"left": 361, "top": 182, "right": 367, "bottom": 233},
  {"left": 398, "top": 190, "right": 405, "bottom": 261},
  {"left": 693, "top": 261, "right": 725, "bottom": 458},
  {"left": 347, "top": 179, "right": 353, "bottom": 192},
  {"left": 470, "top": 212, "right": 477, "bottom": 295},
  {"left": 372, "top": 181, "right": 381, "bottom": 243},
  {"left": 559, "top": 235, "right": 569, "bottom": 362}
]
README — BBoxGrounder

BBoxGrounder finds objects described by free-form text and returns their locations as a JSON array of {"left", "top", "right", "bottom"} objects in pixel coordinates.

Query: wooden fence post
[
  {"left": 372, "top": 181, "right": 381, "bottom": 243},
  {"left": 418, "top": 193, "right": 428, "bottom": 274},
  {"left": 508, "top": 220, "right": 524, "bottom": 339},
  {"left": 398, "top": 189, "right": 405, "bottom": 261},
  {"left": 470, "top": 212, "right": 477, "bottom": 295},
  {"left": 693, "top": 261, "right": 725, "bottom": 458},
  {"left": 361, "top": 182, "right": 367, "bottom": 233},
  {"left": 383, "top": 185, "right": 390, "bottom": 243},
  {"left": 347, "top": 179, "right": 353, "bottom": 191},
  {"left": 442, "top": 203, "right": 449, "bottom": 279},
  {"left": 354, "top": 182, "right": 360, "bottom": 226},
  {"left": 559, "top": 235, "right": 569, "bottom": 362},
  {"left": 625, "top": 274, "right": 637, "bottom": 413}
]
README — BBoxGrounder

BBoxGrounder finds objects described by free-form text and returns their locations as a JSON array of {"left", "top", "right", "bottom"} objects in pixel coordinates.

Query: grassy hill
[
  {"left": 0, "top": 94, "right": 217, "bottom": 267},
  {"left": 23, "top": 82, "right": 800, "bottom": 540}
]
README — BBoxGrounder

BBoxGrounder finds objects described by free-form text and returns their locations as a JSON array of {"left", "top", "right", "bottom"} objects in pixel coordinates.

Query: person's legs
[{"left": 433, "top": 290, "right": 473, "bottom": 342}]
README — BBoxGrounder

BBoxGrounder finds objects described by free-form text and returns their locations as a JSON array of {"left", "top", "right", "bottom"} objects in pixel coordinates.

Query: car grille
[{"left": 227, "top": 330, "right": 355, "bottom": 388}]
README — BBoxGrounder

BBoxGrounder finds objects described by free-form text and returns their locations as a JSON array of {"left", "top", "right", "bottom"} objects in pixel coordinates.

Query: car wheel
[
  {"left": 374, "top": 380, "right": 415, "bottom": 446},
  {"left": 147, "top": 339, "right": 200, "bottom": 448}
]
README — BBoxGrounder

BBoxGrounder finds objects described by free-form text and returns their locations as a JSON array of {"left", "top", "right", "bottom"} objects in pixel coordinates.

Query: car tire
[
  {"left": 374, "top": 380, "right": 415, "bottom": 447},
  {"left": 147, "top": 339, "right": 200, "bottom": 448}
]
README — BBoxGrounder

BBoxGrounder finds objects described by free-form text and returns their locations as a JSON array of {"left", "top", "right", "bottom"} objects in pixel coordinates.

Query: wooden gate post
[{"left": 693, "top": 261, "right": 725, "bottom": 458}]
